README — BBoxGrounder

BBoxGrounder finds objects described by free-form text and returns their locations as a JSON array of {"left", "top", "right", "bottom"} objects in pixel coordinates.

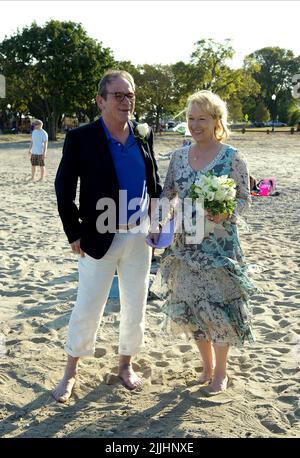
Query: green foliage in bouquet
[{"left": 188, "top": 171, "right": 237, "bottom": 216}]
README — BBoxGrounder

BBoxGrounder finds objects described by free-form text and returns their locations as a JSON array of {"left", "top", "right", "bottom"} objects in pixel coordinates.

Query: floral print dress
[{"left": 151, "top": 144, "right": 256, "bottom": 347}]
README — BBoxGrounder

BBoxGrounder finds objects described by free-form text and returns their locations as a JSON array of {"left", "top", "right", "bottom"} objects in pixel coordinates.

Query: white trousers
[{"left": 65, "top": 232, "right": 152, "bottom": 357}]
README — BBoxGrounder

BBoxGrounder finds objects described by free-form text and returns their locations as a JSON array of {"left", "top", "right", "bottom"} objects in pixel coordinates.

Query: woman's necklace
[
  {"left": 192, "top": 143, "right": 221, "bottom": 161},
  {"left": 192, "top": 148, "right": 201, "bottom": 161}
]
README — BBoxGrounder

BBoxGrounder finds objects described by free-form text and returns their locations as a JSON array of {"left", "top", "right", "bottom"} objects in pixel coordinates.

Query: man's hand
[{"left": 70, "top": 239, "right": 85, "bottom": 257}]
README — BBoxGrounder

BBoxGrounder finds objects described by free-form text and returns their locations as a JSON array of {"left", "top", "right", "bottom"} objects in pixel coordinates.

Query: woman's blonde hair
[{"left": 186, "top": 90, "right": 230, "bottom": 141}]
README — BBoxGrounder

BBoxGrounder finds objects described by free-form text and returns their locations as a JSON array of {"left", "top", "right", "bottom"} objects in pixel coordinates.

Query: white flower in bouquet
[
  {"left": 218, "top": 175, "right": 230, "bottom": 184},
  {"left": 214, "top": 188, "right": 226, "bottom": 201},
  {"left": 188, "top": 172, "right": 237, "bottom": 235},
  {"left": 206, "top": 191, "right": 215, "bottom": 202},
  {"left": 225, "top": 186, "right": 237, "bottom": 200}
]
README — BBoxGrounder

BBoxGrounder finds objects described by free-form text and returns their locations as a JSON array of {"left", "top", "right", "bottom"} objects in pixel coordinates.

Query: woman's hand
[
  {"left": 147, "top": 231, "right": 161, "bottom": 246},
  {"left": 206, "top": 212, "right": 229, "bottom": 224}
]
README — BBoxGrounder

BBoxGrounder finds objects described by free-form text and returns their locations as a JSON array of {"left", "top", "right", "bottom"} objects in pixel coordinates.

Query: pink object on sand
[
  {"left": 258, "top": 183, "right": 271, "bottom": 196},
  {"left": 259, "top": 177, "right": 277, "bottom": 194}
]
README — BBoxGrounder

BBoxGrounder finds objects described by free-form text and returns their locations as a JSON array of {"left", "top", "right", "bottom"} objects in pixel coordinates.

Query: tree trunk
[
  {"left": 46, "top": 114, "right": 57, "bottom": 141},
  {"left": 155, "top": 107, "right": 161, "bottom": 133}
]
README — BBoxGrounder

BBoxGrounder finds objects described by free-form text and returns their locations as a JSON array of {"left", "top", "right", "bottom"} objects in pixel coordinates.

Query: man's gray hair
[{"left": 97, "top": 70, "right": 135, "bottom": 98}]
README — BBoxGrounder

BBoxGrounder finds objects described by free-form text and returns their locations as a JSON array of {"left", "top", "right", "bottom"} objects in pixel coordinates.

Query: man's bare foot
[
  {"left": 52, "top": 376, "right": 76, "bottom": 403},
  {"left": 204, "top": 375, "right": 229, "bottom": 395},
  {"left": 118, "top": 364, "right": 143, "bottom": 390}
]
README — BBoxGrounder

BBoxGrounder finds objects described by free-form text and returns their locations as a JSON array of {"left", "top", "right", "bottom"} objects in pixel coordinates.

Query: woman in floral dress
[{"left": 150, "top": 90, "right": 256, "bottom": 394}]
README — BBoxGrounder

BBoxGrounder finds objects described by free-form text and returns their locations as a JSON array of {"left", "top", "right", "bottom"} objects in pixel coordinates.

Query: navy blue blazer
[{"left": 55, "top": 118, "right": 162, "bottom": 259}]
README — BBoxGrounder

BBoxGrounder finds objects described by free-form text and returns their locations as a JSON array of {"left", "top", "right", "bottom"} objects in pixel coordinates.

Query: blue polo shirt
[{"left": 101, "top": 118, "right": 149, "bottom": 225}]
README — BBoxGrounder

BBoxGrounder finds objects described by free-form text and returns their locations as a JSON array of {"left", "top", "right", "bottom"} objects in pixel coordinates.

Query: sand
[{"left": 0, "top": 131, "right": 300, "bottom": 438}]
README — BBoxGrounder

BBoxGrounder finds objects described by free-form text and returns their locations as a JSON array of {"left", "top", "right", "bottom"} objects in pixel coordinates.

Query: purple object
[{"left": 146, "top": 218, "right": 175, "bottom": 248}]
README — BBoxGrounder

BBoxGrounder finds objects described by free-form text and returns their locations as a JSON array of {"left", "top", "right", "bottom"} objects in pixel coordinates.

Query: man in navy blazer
[{"left": 53, "top": 70, "right": 162, "bottom": 402}]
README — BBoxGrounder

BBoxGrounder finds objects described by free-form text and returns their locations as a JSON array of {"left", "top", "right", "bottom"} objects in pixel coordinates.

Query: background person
[{"left": 28, "top": 119, "right": 48, "bottom": 181}]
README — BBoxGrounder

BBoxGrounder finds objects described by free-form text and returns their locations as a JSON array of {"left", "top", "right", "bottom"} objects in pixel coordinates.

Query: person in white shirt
[{"left": 28, "top": 119, "right": 48, "bottom": 181}]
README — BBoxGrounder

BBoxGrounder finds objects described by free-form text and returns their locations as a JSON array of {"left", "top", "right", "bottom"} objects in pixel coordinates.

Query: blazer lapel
[
  {"left": 129, "top": 120, "right": 158, "bottom": 195},
  {"left": 90, "top": 118, "right": 120, "bottom": 186}
]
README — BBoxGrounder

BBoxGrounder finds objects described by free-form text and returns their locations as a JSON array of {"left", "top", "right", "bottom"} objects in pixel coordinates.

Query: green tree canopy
[
  {"left": 170, "top": 61, "right": 198, "bottom": 115},
  {"left": 134, "top": 64, "right": 178, "bottom": 130},
  {"left": 0, "top": 20, "right": 115, "bottom": 139},
  {"left": 254, "top": 101, "right": 270, "bottom": 122},
  {"left": 245, "top": 47, "right": 300, "bottom": 122},
  {"left": 190, "top": 39, "right": 235, "bottom": 94},
  {"left": 189, "top": 39, "right": 260, "bottom": 122}
]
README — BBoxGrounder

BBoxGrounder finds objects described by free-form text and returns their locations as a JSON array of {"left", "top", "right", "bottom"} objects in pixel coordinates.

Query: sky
[{"left": 0, "top": 0, "right": 299, "bottom": 68}]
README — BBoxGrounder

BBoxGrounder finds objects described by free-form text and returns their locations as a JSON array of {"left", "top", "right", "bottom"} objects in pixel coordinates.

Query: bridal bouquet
[{"left": 188, "top": 172, "right": 237, "bottom": 235}]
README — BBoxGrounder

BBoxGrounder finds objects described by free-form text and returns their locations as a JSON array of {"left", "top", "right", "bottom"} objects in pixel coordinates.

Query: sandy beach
[{"left": 0, "top": 131, "right": 300, "bottom": 438}]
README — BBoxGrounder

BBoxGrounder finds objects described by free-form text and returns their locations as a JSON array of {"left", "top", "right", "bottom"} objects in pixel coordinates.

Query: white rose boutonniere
[{"left": 134, "top": 123, "right": 149, "bottom": 143}]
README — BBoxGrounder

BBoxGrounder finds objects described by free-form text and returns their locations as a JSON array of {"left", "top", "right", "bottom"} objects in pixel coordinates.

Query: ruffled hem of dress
[
  {"left": 160, "top": 299, "right": 255, "bottom": 347},
  {"left": 150, "top": 252, "right": 257, "bottom": 347},
  {"left": 152, "top": 248, "right": 259, "bottom": 302}
]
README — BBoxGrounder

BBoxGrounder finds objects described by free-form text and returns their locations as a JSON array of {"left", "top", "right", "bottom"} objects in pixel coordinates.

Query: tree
[
  {"left": 245, "top": 47, "right": 300, "bottom": 122},
  {"left": 190, "top": 39, "right": 261, "bottom": 121},
  {"left": 190, "top": 39, "right": 235, "bottom": 94},
  {"left": 0, "top": 20, "right": 115, "bottom": 139},
  {"left": 254, "top": 102, "right": 270, "bottom": 122},
  {"left": 134, "top": 64, "right": 177, "bottom": 131},
  {"left": 170, "top": 61, "right": 198, "bottom": 115},
  {"left": 228, "top": 65, "right": 261, "bottom": 122}
]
